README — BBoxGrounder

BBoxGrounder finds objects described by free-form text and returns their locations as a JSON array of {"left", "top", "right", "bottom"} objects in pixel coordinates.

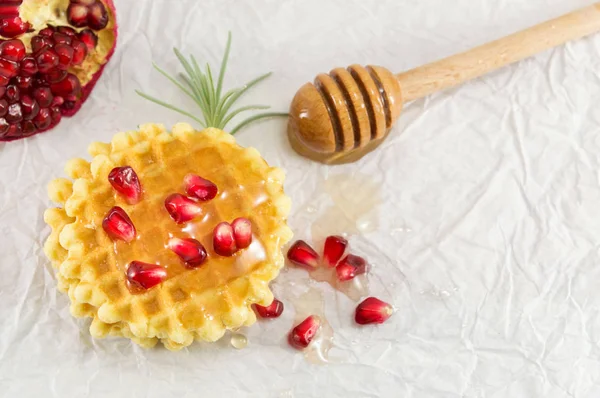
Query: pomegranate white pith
[{"left": 0, "top": 0, "right": 117, "bottom": 141}]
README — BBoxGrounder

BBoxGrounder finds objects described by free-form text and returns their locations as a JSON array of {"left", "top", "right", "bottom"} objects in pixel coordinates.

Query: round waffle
[{"left": 44, "top": 123, "right": 293, "bottom": 350}]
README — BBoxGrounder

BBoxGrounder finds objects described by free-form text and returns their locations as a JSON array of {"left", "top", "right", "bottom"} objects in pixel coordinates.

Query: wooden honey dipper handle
[
  {"left": 288, "top": 3, "right": 600, "bottom": 164},
  {"left": 398, "top": 3, "right": 600, "bottom": 102}
]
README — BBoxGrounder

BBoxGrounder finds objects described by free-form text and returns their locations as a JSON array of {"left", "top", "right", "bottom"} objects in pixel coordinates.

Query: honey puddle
[
  {"left": 309, "top": 267, "right": 368, "bottom": 302},
  {"left": 229, "top": 332, "right": 248, "bottom": 349}
]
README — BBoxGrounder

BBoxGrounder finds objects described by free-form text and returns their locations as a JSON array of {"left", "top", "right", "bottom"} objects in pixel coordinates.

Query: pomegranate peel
[
  {"left": 355, "top": 297, "right": 394, "bottom": 325},
  {"left": 0, "top": 0, "right": 117, "bottom": 141}
]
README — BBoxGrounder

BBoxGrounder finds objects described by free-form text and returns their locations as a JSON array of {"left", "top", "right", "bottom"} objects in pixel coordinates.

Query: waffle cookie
[{"left": 43, "top": 123, "right": 293, "bottom": 350}]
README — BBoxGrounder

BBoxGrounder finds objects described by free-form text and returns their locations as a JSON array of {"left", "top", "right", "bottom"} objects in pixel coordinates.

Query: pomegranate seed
[
  {"left": 50, "top": 73, "right": 81, "bottom": 100},
  {"left": 335, "top": 254, "right": 368, "bottom": 282},
  {"left": 78, "top": 29, "right": 98, "bottom": 51},
  {"left": 0, "top": 5, "right": 19, "bottom": 18},
  {"left": 253, "top": 299, "right": 284, "bottom": 318},
  {"left": 15, "top": 75, "right": 32, "bottom": 90},
  {"left": 231, "top": 217, "right": 252, "bottom": 249},
  {"left": 21, "top": 95, "right": 39, "bottom": 120},
  {"left": 108, "top": 166, "right": 143, "bottom": 205},
  {"left": 50, "top": 106, "right": 61, "bottom": 126},
  {"left": 102, "top": 206, "right": 136, "bottom": 242},
  {"left": 0, "top": 58, "right": 18, "bottom": 78},
  {"left": 0, "top": 17, "right": 30, "bottom": 38},
  {"left": 164, "top": 193, "right": 202, "bottom": 224},
  {"left": 5, "top": 103, "right": 21, "bottom": 123},
  {"left": 126, "top": 261, "right": 167, "bottom": 290},
  {"left": 0, "top": 118, "right": 7, "bottom": 137},
  {"left": 0, "top": 39, "right": 25, "bottom": 62},
  {"left": 39, "top": 27, "right": 55, "bottom": 37},
  {"left": 31, "top": 36, "right": 52, "bottom": 53},
  {"left": 88, "top": 2, "right": 109, "bottom": 30},
  {"left": 33, "top": 87, "right": 52, "bottom": 107},
  {"left": 55, "top": 44, "right": 74, "bottom": 69},
  {"left": 21, "top": 120, "right": 35, "bottom": 136},
  {"left": 67, "top": 3, "right": 89, "bottom": 28},
  {"left": 33, "top": 107, "right": 51, "bottom": 130},
  {"left": 355, "top": 297, "right": 394, "bottom": 325},
  {"left": 5, "top": 122, "right": 20, "bottom": 137},
  {"left": 45, "top": 68, "right": 67, "bottom": 83},
  {"left": 168, "top": 237, "right": 207, "bottom": 267},
  {"left": 36, "top": 49, "right": 59, "bottom": 73},
  {"left": 0, "top": 99, "right": 7, "bottom": 116},
  {"left": 288, "top": 315, "right": 320, "bottom": 350},
  {"left": 183, "top": 174, "right": 218, "bottom": 201},
  {"left": 323, "top": 235, "right": 348, "bottom": 267},
  {"left": 51, "top": 96, "right": 64, "bottom": 107},
  {"left": 71, "top": 40, "right": 87, "bottom": 65},
  {"left": 5, "top": 84, "right": 18, "bottom": 103},
  {"left": 20, "top": 57, "right": 37, "bottom": 76},
  {"left": 213, "top": 222, "right": 237, "bottom": 256},
  {"left": 72, "top": 0, "right": 96, "bottom": 5},
  {"left": 287, "top": 240, "right": 319, "bottom": 269},
  {"left": 57, "top": 26, "right": 77, "bottom": 37},
  {"left": 52, "top": 32, "right": 72, "bottom": 46}
]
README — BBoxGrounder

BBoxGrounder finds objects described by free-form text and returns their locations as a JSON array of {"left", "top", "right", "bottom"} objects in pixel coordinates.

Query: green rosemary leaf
[
  {"left": 220, "top": 72, "right": 272, "bottom": 119},
  {"left": 139, "top": 33, "right": 287, "bottom": 134},
  {"left": 219, "top": 105, "right": 270, "bottom": 129},
  {"left": 230, "top": 112, "right": 289, "bottom": 135},
  {"left": 215, "top": 32, "right": 232, "bottom": 100},
  {"left": 136, "top": 90, "right": 207, "bottom": 127}
]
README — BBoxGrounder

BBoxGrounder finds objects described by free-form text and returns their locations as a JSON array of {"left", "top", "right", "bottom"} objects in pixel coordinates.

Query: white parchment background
[{"left": 2, "top": 0, "right": 600, "bottom": 396}]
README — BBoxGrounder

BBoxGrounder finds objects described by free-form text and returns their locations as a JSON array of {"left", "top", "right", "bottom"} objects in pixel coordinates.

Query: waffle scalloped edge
[{"left": 43, "top": 123, "right": 293, "bottom": 350}]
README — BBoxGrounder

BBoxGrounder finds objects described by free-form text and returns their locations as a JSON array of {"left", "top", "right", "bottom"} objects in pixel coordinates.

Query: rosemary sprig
[{"left": 136, "top": 32, "right": 288, "bottom": 134}]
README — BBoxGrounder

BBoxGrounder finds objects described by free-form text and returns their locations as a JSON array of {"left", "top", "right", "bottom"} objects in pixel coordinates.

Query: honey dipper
[{"left": 288, "top": 3, "right": 600, "bottom": 164}]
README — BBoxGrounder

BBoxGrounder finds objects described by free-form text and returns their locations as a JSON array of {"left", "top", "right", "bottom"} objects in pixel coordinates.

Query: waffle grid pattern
[{"left": 44, "top": 123, "right": 293, "bottom": 350}]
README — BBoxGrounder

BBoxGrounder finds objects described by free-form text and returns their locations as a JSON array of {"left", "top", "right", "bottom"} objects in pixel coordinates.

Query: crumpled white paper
[{"left": 2, "top": 0, "right": 600, "bottom": 396}]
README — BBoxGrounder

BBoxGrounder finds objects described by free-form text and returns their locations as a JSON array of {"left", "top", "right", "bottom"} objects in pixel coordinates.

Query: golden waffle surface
[{"left": 44, "top": 123, "right": 293, "bottom": 350}]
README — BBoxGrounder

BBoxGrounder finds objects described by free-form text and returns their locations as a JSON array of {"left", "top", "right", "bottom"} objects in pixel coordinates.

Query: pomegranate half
[{"left": 0, "top": 0, "right": 117, "bottom": 141}]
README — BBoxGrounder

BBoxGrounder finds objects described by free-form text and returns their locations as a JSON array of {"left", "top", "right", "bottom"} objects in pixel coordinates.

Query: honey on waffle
[{"left": 44, "top": 123, "right": 293, "bottom": 350}]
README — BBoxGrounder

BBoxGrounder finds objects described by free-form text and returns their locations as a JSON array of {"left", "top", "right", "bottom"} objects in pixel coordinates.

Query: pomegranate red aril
[
  {"left": 57, "top": 26, "right": 77, "bottom": 36},
  {"left": 323, "top": 235, "right": 348, "bottom": 267},
  {"left": 0, "top": 5, "right": 19, "bottom": 18},
  {"left": 183, "top": 174, "right": 218, "bottom": 201},
  {"left": 336, "top": 254, "right": 368, "bottom": 282},
  {"left": 33, "top": 87, "right": 52, "bottom": 107},
  {"left": 78, "top": 29, "right": 98, "bottom": 51},
  {"left": 168, "top": 237, "right": 207, "bottom": 267},
  {"left": 126, "top": 261, "right": 167, "bottom": 290},
  {"left": 0, "top": 75, "right": 8, "bottom": 86},
  {"left": 36, "top": 48, "right": 59, "bottom": 73},
  {"left": 4, "top": 85, "right": 18, "bottom": 103},
  {"left": 88, "top": 2, "right": 109, "bottom": 30},
  {"left": 20, "top": 57, "right": 37, "bottom": 76},
  {"left": 72, "top": 0, "right": 97, "bottom": 6},
  {"left": 213, "top": 222, "right": 237, "bottom": 256},
  {"left": 38, "top": 27, "right": 54, "bottom": 37},
  {"left": 50, "top": 73, "right": 81, "bottom": 99},
  {"left": 164, "top": 193, "right": 202, "bottom": 224},
  {"left": 0, "top": 118, "right": 8, "bottom": 137},
  {"left": 31, "top": 36, "right": 52, "bottom": 53},
  {"left": 52, "top": 32, "right": 72, "bottom": 45},
  {"left": 51, "top": 96, "right": 64, "bottom": 107},
  {"left": 21, "top": 120, "right": 35, "bottom": 136},
  {"left": 15, "top": 75, "right": 32, "bottom": 90},
  {"left": 253, "top": 299, "right": 284, "bottom": 318},
  {"left": 108, "top": 166, "right": 142, "bottom": 204},
  {"left": 5, "top": 103, "right": 21, "bottom": 122},
  {"left": 50, "top": 106, "right": 61, "bottom": 126},
  {"left": 289, "top": 315, "right": 320, "bottom": 350},
  {"left": 231, "top": 217, "right": 252, "bottom": 249},
  {"left": 20, "top": 95, "right": 39, "bottom": 120},
  {"left": 45, "top": 68, "right": 67, "bottom": 83},
  {"left": 0, "top": 100, "right": 7, "bottom": 117},
  {"left": 33, "top": 107, "right": 50, "bottom": 129},
  {"left": 71, "top": 40, "right": 87, "bottom": 65},
  {"left": 0, "top": 17, "right": 30, "bottom": 38},
  {"left": 55, "top": 44, "right": 74, "bottom": 69},
  {"left": 0, "top": 39, "right": 25, "bottom": 62},
  {"left": 355, "top": 297, "right": 394, "bottom": 325},
  {"left": 287, "top": 240, "right": 319, "bottom": 269},
  {"left": 66, "top": 3, "right": 88, "bottom": 28},
  {"left": 0, "top": 58, "right": 18, "bottom": 78},
  {"left": 102, "top": 206, "right": 136, "bottom": 242},
  {"left": 5, "top": 122, "right": 20, "bottom": 137}
]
